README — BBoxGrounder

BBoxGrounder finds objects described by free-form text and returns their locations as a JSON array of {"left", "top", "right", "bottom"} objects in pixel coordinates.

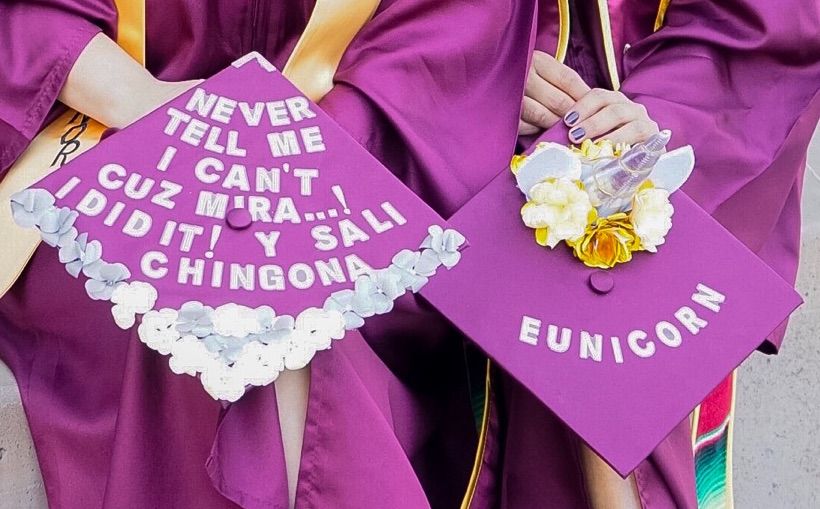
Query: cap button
[
  {"left": 226, "top": 208, "right": 253, "bottom": 230},
  {"left": 588, "top": 271, "right": 614, "bottom": 294}
]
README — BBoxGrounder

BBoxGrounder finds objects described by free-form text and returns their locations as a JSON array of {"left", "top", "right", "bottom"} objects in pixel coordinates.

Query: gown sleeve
[
  {"left": 618, "top": 0, "right": 820, "bottom": 351},
  {"left": 0, "top": 1, "right": 117, "bottom": 176}
]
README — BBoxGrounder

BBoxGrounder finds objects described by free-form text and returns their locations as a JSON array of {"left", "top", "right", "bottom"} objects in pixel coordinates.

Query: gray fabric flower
[
  {"left": 10, "top": 189, "right": 55, "bottom": 228},
  {"left": 324, "top": 275, "right": 393, "bottom": 330},
  {"left": 324, "top": 290, "right": 363, "bottom": 330},
  {"left": 176, "top": 301, "right": 215, "bottom": 338},
  {"left": 255, "top": 306, "right": 294, "bottom": 345},
  {"left": 420, "top": 225, "right": 466, "bottom": 269},
  {"left": 83, "top": 261, "right": 131, "bottom": 300},
  {"left": 390, "top": 250, "right": 429, "bottom": 291},
  {"left": 372, "top": 267, "right": 406, "bottom": 300},
  {"left": 203, "top": 334, "right": 250, "bottom": 364},
  {"left": 38, "top": 206, "right": 79, "bottom": 247},
  {"left": 58, "top": 233, "right": 102, "bottom": 278}
]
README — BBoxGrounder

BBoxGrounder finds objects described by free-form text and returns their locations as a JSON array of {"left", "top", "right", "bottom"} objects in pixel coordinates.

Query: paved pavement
[{"left": 1, "top": 126, "right": 819, "bottom": 508}]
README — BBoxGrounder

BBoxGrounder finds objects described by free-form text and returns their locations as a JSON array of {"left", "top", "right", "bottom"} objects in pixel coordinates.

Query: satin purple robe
[{"left": 1, "top": 1, "right": 818, "bottom": 509}]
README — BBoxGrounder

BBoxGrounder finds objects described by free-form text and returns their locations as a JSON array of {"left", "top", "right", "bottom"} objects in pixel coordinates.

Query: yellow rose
[{"left": 569, "top": 213, "right": 641, "bottom": 269}]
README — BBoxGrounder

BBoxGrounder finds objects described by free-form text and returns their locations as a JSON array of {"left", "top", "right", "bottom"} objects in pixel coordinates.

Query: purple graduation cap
[
  {"left": 10, "top": 53, "right": 466, "bottom": 402},
  {"left": 419, "top": 131, "right": 802, "bottom": 476}
]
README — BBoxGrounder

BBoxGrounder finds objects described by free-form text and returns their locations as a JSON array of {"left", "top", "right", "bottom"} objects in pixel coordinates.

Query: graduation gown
[{"left": 0, "top": 1, "right": 536, "bottom": 508}]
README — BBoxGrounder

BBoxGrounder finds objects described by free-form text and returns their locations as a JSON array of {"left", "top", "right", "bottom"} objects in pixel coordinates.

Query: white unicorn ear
[
  {"left": 515, "top": 143, "right": 582, "bottom": 198},
  {"left": 648, "top": 145, "right": 695, "bottom": 192}
]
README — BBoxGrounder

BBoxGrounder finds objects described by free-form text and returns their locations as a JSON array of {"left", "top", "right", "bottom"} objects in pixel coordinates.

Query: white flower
[
  {"left": 420, "top": 225, "right": 466, "bottom": 269},
  {"left": 523, "top": 177, "right": 594, "bottom": 248},
  {"left": 631, "top": 187, "right": 674, "bottom": 253},
  {"left": 58, "top": 233, "right": 102, "bottom": 278},
  {"left": 168, "top": 334, "right": 218, "bottom": 376},
  {"left": 212, "top": 303, "right": 262, "bottom": 338},
  {"left": 110, "top": 281, "right": 158, "bottom": 328},
  {"left": 138, "top": 308, "right": 181, "bottom": 355},
  {"left": 201, "top": 363, "right": 246, "bottom": 402},
  {"left": 389, "top": 250, "right": 428, "bottom": 292},
  {"left": 284, "top": 308, "right": 345, "bottom": 370},
  {"left": 295, "top": 308, "right": 345, "bottom": 340},
  {"left": 10, "top": 189, "right": 55, "bottom": 228},
  {"left": 84, "top": 261, "right": 131, "bottom": 300},
  {"left": 233, "top": 341, "right": 285, "bottom": 386}
]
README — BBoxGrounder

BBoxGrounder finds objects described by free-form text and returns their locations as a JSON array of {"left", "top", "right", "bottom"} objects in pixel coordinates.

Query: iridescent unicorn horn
[{"left": 584, "top": 130, "right": 671, "bottom": 216}]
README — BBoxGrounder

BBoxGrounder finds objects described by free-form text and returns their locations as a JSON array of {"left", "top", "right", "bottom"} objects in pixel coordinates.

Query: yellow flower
[
  {"left": 569, "top": 213, "right": 642, "bottom": 269},
  {"left": 631, "top": 187, "right": 674, "bottom": 253},
  {"left": 521, "top": 177, "right": 595, "bottom": 248},
  {"left": 572, "top": 139, "right": 630, "bottom": 161},
  {"left": 510, "top": 154, "right": 528, "bottom": 175}
]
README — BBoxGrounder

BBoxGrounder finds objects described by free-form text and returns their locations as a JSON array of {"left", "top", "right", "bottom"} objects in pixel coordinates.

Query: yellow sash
[{"left": 0, "top": 0, "right": 145, "bottom": 297}]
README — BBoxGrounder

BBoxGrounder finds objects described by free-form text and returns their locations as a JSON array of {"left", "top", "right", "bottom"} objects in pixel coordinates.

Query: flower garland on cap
[{"left": 512, "top": 139, "right": 680, "bottom": 269}]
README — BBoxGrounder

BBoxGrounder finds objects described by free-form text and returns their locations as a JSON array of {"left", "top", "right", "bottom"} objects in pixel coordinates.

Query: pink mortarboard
[
  {"left": 419, "top": 132, "right": 802, "bottom": 476},
  {"left": 10, "top": 53, "right": 467, "bottom": 402}
]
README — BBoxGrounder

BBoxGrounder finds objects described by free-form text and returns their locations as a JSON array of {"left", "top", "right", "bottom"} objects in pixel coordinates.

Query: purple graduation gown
[
  {"left": 466, "top": 1, "right": 820, "bottom": 509},
  {"left": 0, "top": 1, "right": 537, "bottom": 508},
  {"left": 2, "top": 1, "right": 818, "bottom": 509}
]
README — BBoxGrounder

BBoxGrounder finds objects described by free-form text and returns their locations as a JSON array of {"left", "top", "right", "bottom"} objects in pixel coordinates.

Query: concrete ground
[{"left": 1, "top": 126, "right": 819, "bottom": 508}]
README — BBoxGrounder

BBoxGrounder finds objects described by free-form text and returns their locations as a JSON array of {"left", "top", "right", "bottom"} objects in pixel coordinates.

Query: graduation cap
[
  {"left": 419, "top": 132, "right": 801, "bottom": 476},
  {"left": 10, "top": 53, "right": 466, "bottom": 402}
]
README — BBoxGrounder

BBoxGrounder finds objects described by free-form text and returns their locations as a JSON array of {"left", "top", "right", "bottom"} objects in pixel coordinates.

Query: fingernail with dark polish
[
  {"left": 565, "top": 111, "right": 579, "bottom": 125},
  {"left": 570, "top": 127, "right": 585, "bottom": 140}
]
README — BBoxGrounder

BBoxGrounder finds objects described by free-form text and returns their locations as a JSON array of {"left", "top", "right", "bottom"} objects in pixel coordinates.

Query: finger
[
  {"left": 525, "top": 72, "right": 576, "bottom": 118},
  {"left": 521, "top": 96, "right": 561, "bottom": 130},
  {"left": 518, "top": 119, "right": 541, "bottom": 136},
  {"left": 563, "top": 88, "right": 626, "bottom": 128},
  {"left": 531, "top": 51, "right": 590, "bottom": 100},
  {"left": 595, "top": 120, "right": 660, "bottom": 146},
  {"left": 568, "top": 103, "right": 640, "bottom": 143}
]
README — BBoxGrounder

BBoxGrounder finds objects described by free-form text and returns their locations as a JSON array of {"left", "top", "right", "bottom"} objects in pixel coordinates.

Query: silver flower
[
  {"left": 10, "top": 189, "right": 55, "bottom": 228},
  {"left": 202, "top": 333, "right": 252, "bottom": 364},
  {"left": 256, "top": 306, "right": 294, "bottom": 345},
  {"left": 84, "top": 261, "right": 131, "bottom": 300},
  {"left": 324, "top": 289, "right": 365, "bottom": 330},
  {"left": 371, "top": 267, "right": 406, "bottom": 300},
  {"left": 38, "top": 206, "right": 79, "bottom": 247},
  {"left": 420, "top": 225, "right": 466, "bottom": 269},
  {"left": 58, "top": 233, "right": 102, "bottom": 278},
  {"left": 176, "top": 301, "right": 215, "bottom": 338},
  {"left": 390, "top": 249, "right": 429, "bottom": 291}
]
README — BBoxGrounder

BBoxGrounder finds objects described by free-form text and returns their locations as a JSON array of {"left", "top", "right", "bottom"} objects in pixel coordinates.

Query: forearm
[
  {"left": 581, "top": 443, "right": 643, "bottom": 509},
  {"left": 58, "top": 33, "right": 196, "bottom": 129}
]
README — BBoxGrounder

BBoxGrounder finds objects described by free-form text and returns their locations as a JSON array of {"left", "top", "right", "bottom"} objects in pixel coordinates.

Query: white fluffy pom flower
[
  {"left": 138, "top": 308, "right": 181, "bottom": 355},
  {"left": 110, "top": 281, "right": 158, "bottom": 328},
  {"left": 168, "top": 334, "right": 218, "bottom": 377},
  {"left": 233, "top": 341, "right": 286, "bottom": 387},
  {"left": 212, "top": 303, "right": 262, "bottom": 338},
  {"left": 522, "top": 177, "right": 594, "bottom": 248},
  {"left": 631, "top": 187, "right": 674, "bottom": 252},
  {"left": 201, "top": 363, "right": 246, "bottom": 402}
]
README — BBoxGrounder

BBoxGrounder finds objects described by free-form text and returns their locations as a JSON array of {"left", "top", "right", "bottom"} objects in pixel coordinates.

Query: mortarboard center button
[
  {"left": 588, "top": 271, "right": 614, "bottom": 294},
  {"left": 226, "top": 208, "right": 253, "bottom": 230}
]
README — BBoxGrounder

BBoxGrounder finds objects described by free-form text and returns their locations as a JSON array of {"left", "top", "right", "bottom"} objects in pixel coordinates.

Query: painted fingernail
[
  {"left": 565, "top": 111, "right": 579, "bottom": 125},
  {"left": 570, "top": 127, "right": 586, "bottom": 140}
]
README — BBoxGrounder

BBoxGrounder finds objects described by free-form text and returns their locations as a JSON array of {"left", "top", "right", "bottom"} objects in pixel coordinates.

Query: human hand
[
  {"left": 519, "top": 51, "right": 591, "bottom": 135},
  {"left": 563, "top": 89, "right": 659, "bottom": 146}
]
